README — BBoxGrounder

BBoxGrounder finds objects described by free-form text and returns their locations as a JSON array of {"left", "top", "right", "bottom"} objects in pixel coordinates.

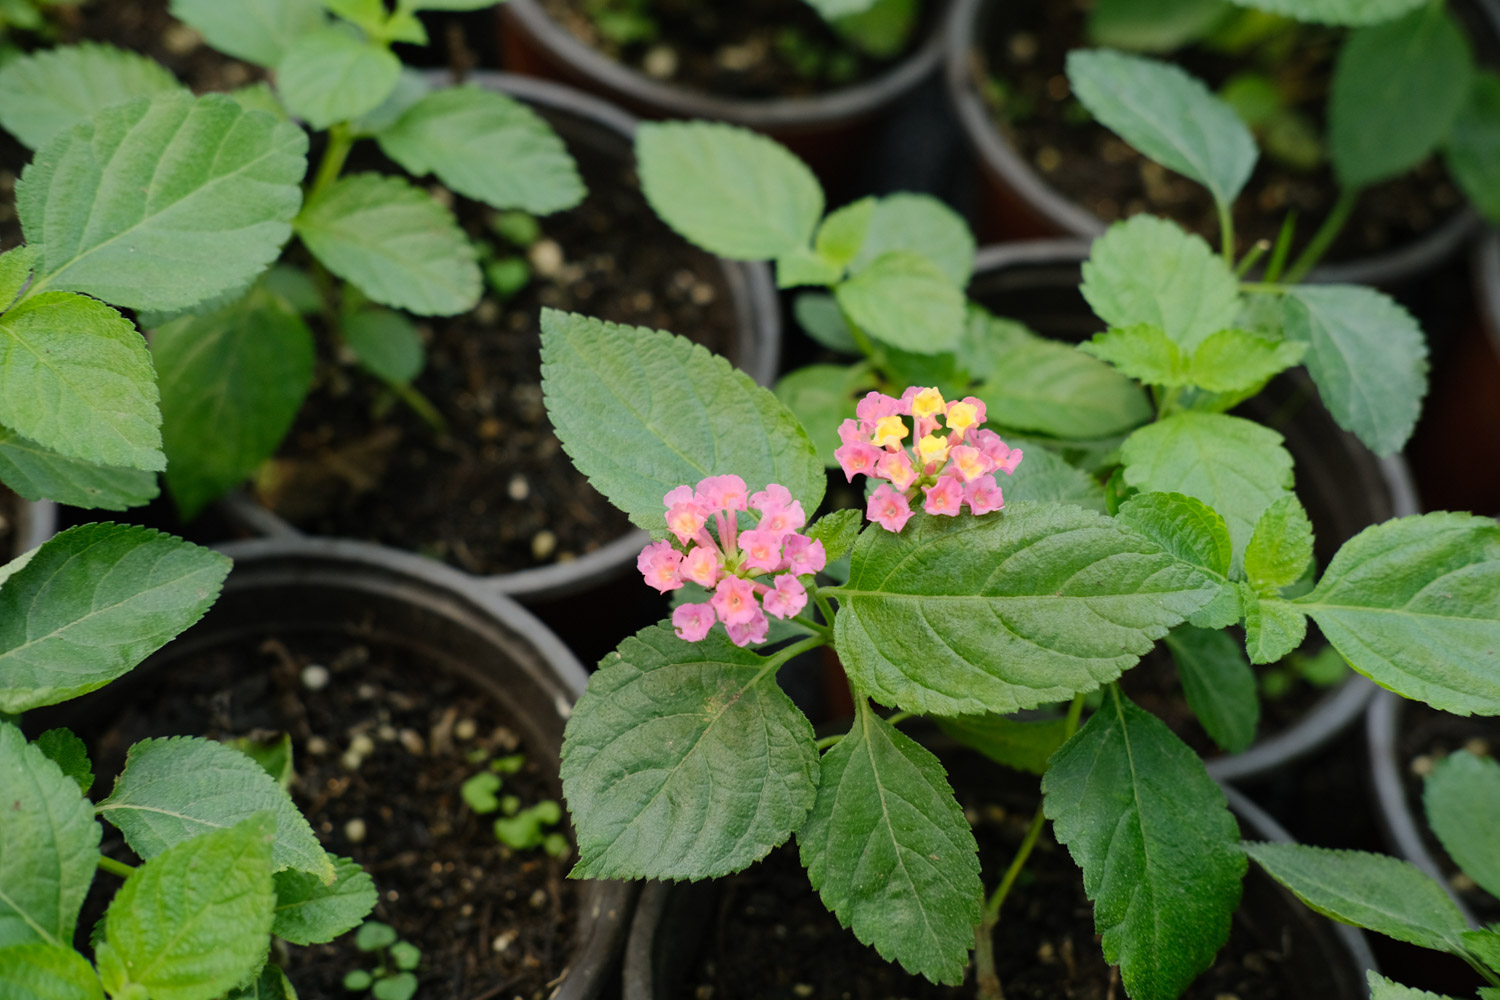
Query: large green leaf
[
  {"left": 1425, "top": 750, "right": 1500, "bottom": 900},
  {"left": 376, "top": 86, "right": 584, "bottom": 215},
  {"left": 272, "top": 855, "right": 376, "bottom": 945},
  {"left": 849, "top": 193, "right": 974, "bottom": 286},
  {"left": 295, "top": 172, "right": 480, "bottom": 316},
  {"left": 18, "top": 91, "right": 307, "bottom": 312},
  {"left": 169, "top": 0, "right": 327, "bottom": 67},
  {"left": 0, "top": 722, "right": 101, "bottom": 949},
  {"left": 0, "top": 43, "right": 181, "bottom": 151},
  {"left": 1366, "top": 972, "right": 1463, "bottom": 1000},
  {"left": 1295, "top": 513, "right": 1500, "bottom": 715},
  {"left": 1043, "top": 690, "right": 1245, "bottom": 1000},
  {"left": 1446, "top": 71, "right": 1500, "bottom": 224},
  {"left": 155, "top": 284, "right": 315, "bottom": 519},
  {"left": 561, "top": 627, "right": 818, "bottom": 880},
  {"left": 0, "top": 524, "right": 230, "bottom": 714},
  {"left": 1242, "top": 841, "right": 1470, "bottom": 953},
  {"left": 1225, "top": 0, "right": 1423, "bottom": 26},
  {"left": 976, "top": 338, "right": 1152, "bottom": 439},
  {"left": 1163, "top": 625, "right": 1258, "bottom": 754},
  {"left": 275, "top": 28, "right": 400, "bottom": 129},
  {"left": 1081, "top": 216, "right": 1241, "bottom": 352},
  {"left": 799, "top": 700, "right": 980, "bottom": 985},
  {"left": 1329, "top": 6, "right": 1473, "bottom": 189},
  {"left": 832, "top": 502, "right": 1219, "bottom": 716},
  {"left": 636, "top": 120, "right": 824, "bottom": 260},
  {"left": 0, "top": 943, "right": 103, "bottom": 1000},
  {"left": 97, "top": 737, "right": 334, "bottom": 882},
  {"left": 0, "top": 427, "right": 158, "bottom": 511},
  {"left": 834, "top": 250, "right": 965, "bottom": 355},
  {"left": 97, "top": 815, "right": 276, "bottom": 1000},
  {"left": 1282, "top": 285, "right": 1427, "bottom": 457},
  {"left": 1067, "top": 49, "right": 1257, "bottom": 209},
  {"left": 999, "top": 442, "right": 1107, "bottom": 513},
  {"left": 539, "top": 309, "right": 824, "bottom": 531},
  {"left": 0, "top": 292, "right": 162, "bottom": 471}
]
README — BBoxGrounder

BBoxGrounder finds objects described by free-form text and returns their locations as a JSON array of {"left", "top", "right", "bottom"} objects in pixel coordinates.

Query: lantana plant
[{"left": 539, "top": 303, "right": 1500, "bottom": 999}]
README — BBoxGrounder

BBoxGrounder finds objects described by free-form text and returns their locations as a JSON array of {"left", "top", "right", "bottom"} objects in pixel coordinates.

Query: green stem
[
  {"left": 1282, "top": 187, "right": 1359, "bottom": 285},
  {"left": 1156, "top": 385, "right": 1183, "bottom": 421},
  {"left": 98, "top": 855, "right": 135, "bottom": 879},
  {"left": 307, "top": 123, "right": 356, "bottom": 204},
  {"left": 1217, "top": 201, "right": 1235, "bottom": 264},
  {"left": 1233, "top": 240, "right": 1270, "bottom": 280},
  {"left": 790, "top": 613, "right": 831, "bottom": 638},
  {"left": 812, "top": 584, "right": 837, "bottom": 632},
  {"left": 815, "top": 732, "right": 843, "bottom": 751},
  {"left": 1262, "top": 211, "right": 1298, "bottom": 284},
  {"left": 764, "top": 632, "right": 829, "bottom": 673},
  {"left": 390, "top": 381, "right": 448, "bottom": 435},
  {"left": 885, "top": 711, "right": 912, "bottom": 728},
  {"left": 1238, "top": 281, "right": 1288, "bottom": 295}
]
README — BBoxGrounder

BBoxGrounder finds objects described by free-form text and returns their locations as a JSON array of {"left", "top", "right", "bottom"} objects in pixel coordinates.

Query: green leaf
[
  {"left": 936, "top": 713, "right": 1069, "bottom": 775},
  {"left": 0, "top": 942, "right": 104, "bottom": 1000},
  {"left": 169, "top": 0, "right": 327, "bottom": 67},
  {"left": 0, "top": 427, "right": 159, "bottom": 511},
  {"left": 1224, "top": 0, "right": 1423, "bottom": 26},
  {"left": 1088, "top": 0, "right": 1233, "bottom": 53},
  {"left": 228, "top": 733, "right": 293, "bottom": 789},
  {"left": 1043, "top": 690, "right": 1245, "bottom": 1000},
  {"left": 775, "top": 246, "right": 844, "bottom": 289},
  {"left": 156, "top": 285, "right": 314, "bottom": 520},
  {"left": 1187, "top": 328, "right": 1305, "bottom": 393},
  {"left": 1244, "top": 495, "right": 1312, "bottom": 593},
  {"left": 275, "top": 28, "right": 400, "bottom": 130},
  {"left": 793, "top": 292, "right": 859, "bottom": 354},
  {"left": 296, "top": 172, "right": 480, "bottom": 317},
  {"left": 561, "top": 626, "right": 818, "bottom": 880},
  {"left": 1446, "top": 71, "right": 1500, "bottom": 223},
  {"left": 1241, "top": 841, "right": 1470, "bottom": 953},
  {"left": 799, "top": 700, "right": 980, "bottom": 985},
  {"left": 539, "top": 309, "right": 825, "bottom": 531},
  {"left": 997, "top": 442, "right": 1108, "bottom": 513},
  {"left": 100, "top": 814, "right": 276, "bottom": 1000},
  {"left": 373, "top": 974, "right": 417, "bottom": 1000},
  {"left": 834, "top": 251, "right": 964, "bottom": 355},
  {"left": 814, "top": 197, "right": 874, "bottom": 270},
  {"left": 805, "top": 509, "right": 864, "bottom": 565},
  {"left": 1329, "top": 6, "right": 1473, "bottom": 189},
  {"left": 1115, "top": 491, "right": 1231, "bottom": 577},
  {"left": 773, "top": 363, "right": 866, "bottom": 468},
  {"left": 1120, "top": 412, "right": 1293, "bottom": 572},
  {"left": 272, "top": 855, "right": 376, "bottom": 945},
  {"left": 0, "top": 245, "right": 38, "bottom": 309},
  {"left": 1282, "top": 285, "right": 1428, "bottom": 457},
  {"left": 0, "top": 43, "right": 181, "bottom": 151},
  {"left": 833, "top": 502, "right": 1219, "bottom": 716},
  {"left": 1079, "top": 324, "right": 1185, "bottom": 385},
  {"left": 98, "top": 737, "right": 334, "bottom": 882},
  {"left": 0, "top": 722, "right": 101, "bottom": 949},
  {"left": 1295, "top": 512, "right": 1500, "bottom": 715},
  {"left": 1081, "top": 215, "right": 1241, "bottom": 353},
  {"left": 227, "top": 83, "right": 289, "bottom": 120},
  {"left": 342, "top": 309, "right": 423, "bottom": 384},
  {"left": 849, "top": 193, "right": 974, "bottom": 286},
  {"left": 1424, "top": 750, "right": 1500, "bottom": 899},
  {"left": 636, "top": 121, "right": 824, "bottom": 260},
  {"left": 0, "top": 525, "right": 230, "bottom": 714},
  {"left": 1164, "top": 625, "right": 1258, "bottom": 754},
  {"left": 1366, "top": 971, "right": 1464, "bottom": 1000},
  {"left": 1241, "top": 587, "right": 1307, "bottom": 664},
  {"left": 355, "top": 921, "right": 396, "bottom": 951},
  {"left": 976, "top": 338, "right": 1152, "bottom": 439},
  {"left": 376, "top": 85, "right": 584, "bottom": 215},
  {"left": 35, "top": 728, "right": 92, "bottom": 795},
  {"left": 1066, "top": 49, "right": 1257, "bottom": 210},
  {"left": 224, "top": 963, "right": 295, "bottom": 1000},
  {"left": 1465, "top": 929, "right": 1500, "bottom": 975},
  {"left": 18, "top": 91, "right": 308, "bottom": 312}
]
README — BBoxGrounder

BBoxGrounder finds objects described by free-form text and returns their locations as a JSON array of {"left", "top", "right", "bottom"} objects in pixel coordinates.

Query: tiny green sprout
[
  {"left": 490, "top": 210, "right": 542, "bottom": 248},
  {"left": 1290, "top": 646, "right": 1349, "bottom": 688},
  {"left": 390, "top": 942, "right": 421, "bottom": 972},
  {"left": 372, "top": 974, "right": 417, "bottom": 1000},
  {"left": 1260, "top": 667, "right": 1293, "bottom": 700},
  {"left": 493, "top": 799, "right": 567, "bottom": 855},
  {"left": 490, "top": 753, "right": 526, "bottom": 775},
  {"left": 485, "top": 257, "right": 531, "bottom": 300},
  {"left": 345, "top": 921, "right": 420, "bottom": 1000},
  {"left": 500, "top": 794, "right": 522, "bottom": 817},
  {"left": 460, "top": 772, "right": 502, "bottom": 815},
  {"left": 356, "top": 921, "right": 398, "bottom": 952},
  {"left": 464, "top": 747, "right": 489, "bottom": 766},
  {"left": 344, "top": 971, "right": 373, "bottom": 992}
]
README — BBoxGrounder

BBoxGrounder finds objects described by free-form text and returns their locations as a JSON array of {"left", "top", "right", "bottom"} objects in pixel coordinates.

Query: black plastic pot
[
  {"left": 42, "top": 537, "right": 637, "bottom": 1000},
  {"left": 8, "top": 495, "right": 56, "bottom": 558},
  {"left": 944, "top": 0, "right": 1490, "bottom": 287},
  {"left": 965, "top": 240, "right": 1419, "bottom": 784},
  {"left": 496, "top": 0, "right": 950, "bottom": 192},
  {"left": 218, "top": 70, "right": 780, "bottom": 607}
]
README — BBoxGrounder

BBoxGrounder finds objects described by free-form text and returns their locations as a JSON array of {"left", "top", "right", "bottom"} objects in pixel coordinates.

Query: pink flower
[
  {"left": 782, "top": 534, "right": 826, "bottom": 575},
  {"left": 637, "top": 540, "right": 683, "bottom": 593},
  {"left": 923, "top": 474, "right": 964, "bottom": 516},
  {"left": 726, "top": 608, "right": 769, "bottom": 647},
  {"left": 666, "top": 499, "right": 707, "bottom": 544},
  {"left": 965, "top": 475, "right": 1005, "bottom": 515},
  {"left": 948, "top": 445, "right": 989, "bottom": 482},
  {"left": 974, "top": 430, "right": 1022, "bottom": 475},
  {"left": 681, "top": 545, "right": 721, "bottom": 588},
  {"left": 672, "top": 602, "right": 716, "bottom": 642},
  {"left": 835, "top": 441, "right": 883, "bottom": 483},
  {"left": 711, "top": 576, "right": 759, "bottom": 626},
  {"left": 837, "top": 418, "right": 867, "bottom": 446},
  {"left": 856, "top": 391, "right": 902, "bottom": 425},
  {"left": 738, "top": 527, "right": 784, "bottom": 573},
  {"left": 867, "top": 483, "right": 914, "bottom": 533},
  {"left": 876, "top": 450, "right": 917, "bottom": 491},
  {"left": 762, "top": 574, "right": 807, "bottom": 619},
  {"left": 750, "top": 483, "right": 793, "bottom": 511},
  {"left": 695, "top": 474, "right": 748, "bottom": 512}
]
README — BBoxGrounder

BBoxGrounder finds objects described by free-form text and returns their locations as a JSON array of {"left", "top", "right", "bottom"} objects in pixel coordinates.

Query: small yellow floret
[
  {"left": 947, "top": 401, "right": 979, "bottom": 431},
  {"left": 911, "top": 387, "right": 946, "bottom": 419},
  {"left": 917, "top": 433, "right": 949, "bottom": 466},
  {"left": 871, "top": 415, "right": 908, "bottom": 448}
]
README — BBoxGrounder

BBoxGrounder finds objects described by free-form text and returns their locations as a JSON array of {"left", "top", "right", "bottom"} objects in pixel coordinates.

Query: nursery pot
[
  {"left": 220, "top": 71, "right": 780, "bottom": 609},
  {"left": 944, "top": 0, "right": 1491, "bottom": 287},
  {"left": 495, "top": 0, "right": 950, "bottom": 191},
  {"left": 5, "top": 493, "right": 56, "bottom": 558},
  {"left": 965, "top": 240, "right": 1419, "bottom": 784},
  {"left": 38, "top": 537, "right": 637, "bottom": 1000}
]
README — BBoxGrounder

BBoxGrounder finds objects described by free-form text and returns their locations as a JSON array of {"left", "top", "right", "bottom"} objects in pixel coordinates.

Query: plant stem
[
  {"left": 886, "top": 711, "right": 912, "bottom": 728},
  {"left": 764, "top": 632, "right": 829, "bottom": 673},
  {"left": 812, "top": 584, "right": 837, "bottom": 632},
  {"left": 1238, "top": 282, "right": 1288, "bottom": 295},
  {"left": 390, "top": 381, "right": 448, "bottom": 435},
  {"left": 98, "top": 855, "right": 135, "bottom": 879},
  {"left": 790, "top": 613, "right": 831, "bottom": 638},
  {"left": 1233, "top": 240, "right": 1270, "bottom": 279},
  {"left": 1262, "top": 211, "right": 1298, "bottom": 284},
  {"left": 1217, "top": 201, "right": 1235, "bottom": 264},
  {"left": 1282, "top": 187, "right": 1359, "bottom": 284},
  {"left": 815, "top": 732, "right": 843, "bottom": 751},
  {"left": 307, "top": 122, "right": 356, "bottom": 204}
]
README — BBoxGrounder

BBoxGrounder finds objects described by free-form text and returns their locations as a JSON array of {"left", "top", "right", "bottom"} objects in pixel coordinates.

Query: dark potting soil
[
  {"left": 66, "top": 0, "right": 265, "bottom": 93},
  {"left": 69, "top": 633, "right": 576, "bottom": 1000},
  {"left": 979, "top": 0, "right": 1475, "bottom": 264},
  {"left": 539, "top": 0, "right": 928, "bottom": 98},
  {"left": 0, "top": 486, "right": 19, "bottom": 554}
]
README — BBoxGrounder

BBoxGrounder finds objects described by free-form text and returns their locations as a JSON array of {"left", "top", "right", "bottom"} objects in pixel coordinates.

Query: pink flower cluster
[
  {"left": 638, "top": 475, "right": 827, "bottom": 647},
  {"left": 835, "top": 387, "right": 1021, "bottom": 532}
]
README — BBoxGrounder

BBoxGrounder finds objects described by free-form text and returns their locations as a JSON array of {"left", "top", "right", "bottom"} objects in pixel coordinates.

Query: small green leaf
[
  {"left": 1115, "top": 491, "right": 1231, "bottom": 576},
  {"left": 376, "top": 85, "right": 584, "bottom": 215},
  {"left": 1043, "top": 690, "right": 1245, "bottom": 1000},
  {"left": 1223, "top": 0, "right": 1422, "bottom": 26},
  {"left": 35, "top": 728, "right": 93, "bottom": 795},
  {"left": 372, "top": 973, "right": 417, "bottom": 1000},
  {"left": 998, "top": 442, "right": 1108, "bottom": 513},
  {"left": 1244, "top": 495, "right": 1313, "bottom": 593},
  {"left": 0, "top": 43, "right": 181, "bottom": 150},
  {"left": 977, "top": 338, "right": 1153, "bottom": 440},
  {"left": 461, "top": 771, "right": 501, "bottom": 814},
  {"left": 1164, "top": 625, "right": 1258, "bottom": 754},
  {"left": 561, "top": 627, "right": 818, "bottom": 880},
  {"left": 1080, "top": 324, "right": 1185, "bottom": 386},
  {"left": 0, "top": 427, "right": 159, "bottom": 512},
  {"left": 815, "top": 197, "right": 874, "bottom": 270},
  {"left": 849, "top": 193, "right": 975, "bottom": 286},
  {"left": 805, "top": 509, "right": 864, "bottom": 566},
  {"left": 0, "top": 525, "right": 230, "bottom": 714},
  {"left": 1464, "top": 929, "right": 1500, "bottom": 974},
  {"left": 296, "top": 172, "right": 481, "bottom": 317},
  {"left": 539, "top": 309, "right": 824, "bottom": 532},
  {"left": 1446, "top": 71, "right": 1500, "bottom": 223},
  {"left": 276, "top": 28, "right": 400, "bottom": 130},
  {"left": 224, "top": 962, "right": 296, "bottom": 1000},
  {"left": 1241, "top": 588, "right": 1308, "bottom": 665},
  {"left": 169, "top": 0, "right": 327, "bottom": 67},
  {"left": 792, "top": 292, "right": 858, "bottom": 354},
  {"left": 773, "top": 363, "right": 866, "bottom": 468},
  {"left": 101, "top": 814, "right": 276, "bottom": 1000},
  {"left": 1366, "top": 971, "right": 1463, "bottom": 1000},
  {"left": 1089, "top": 0, "right": 1233, "bottom": 53},
  {"left": 1295, "top": 513, "right": 1500, "bottom": 715},
  {"left": 355, "top": 921, "right": 397, "bottom": 952},
  {"left": 1330, "top": 6, "right": 1473, "bottom": 189},
  {"left": 776, "top": 246, "right": 844, "bottom": 289},
  {"left": 342, "top": 309, "right": 423, "bottom": 384},
  {"left": 1242, "top": 841, "right": 1470, "bottom": 953},
  {"left": 1424, "top": 750, "right": 1500, "bottom": 899},
  {"left": 1282, "top": 285, "right": 1427, "bottom": 457},
  {"left": 98, "top": 736, "right": 335, "bottom": 883},
  {"left": 834, "top": 251, "right": 965, "bottom": 355},
  {"left": 1186, "top": 328, "right": 1305, "bottom": 393},
  {"left": 1067, "top": 50, "right": 1257, "bottom": 210},
  {"left": 799, "top": 700, "right": 981, "bottom": 985},
  {"left": 272, "top": 855, "right": 377, "bottom": 945},
  {"left": 227, "top": 83, "right": 289, "bottom": 120},
  {"left": 636, "top": 121, "right": 824, "bottom": 260},
  {"left": 1081, "top": 215, "right": 1241, "bottom": 353},
  {"left": 0, "top": 942, "right": 105, "bottom": 1000},
  {"left": 343, "top": 971, "right": 372, "bottom": 991},
  {"left": 936, "top": 713, "right": 1069, "bottom": 774},
  {"left": 228, "top": 732, "right": 294, "bottom": 789}
]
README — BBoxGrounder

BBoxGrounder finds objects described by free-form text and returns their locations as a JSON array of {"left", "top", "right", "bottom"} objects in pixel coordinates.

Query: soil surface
[
  {"left": 978, "top": 0, "right": 1477, "bottom": 264},
  {"left": 65, "top": 633, "right": 577, "bottom": 1000},
  {"left": 539, "top": 0, "right": 928, "bottom": 98}
]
